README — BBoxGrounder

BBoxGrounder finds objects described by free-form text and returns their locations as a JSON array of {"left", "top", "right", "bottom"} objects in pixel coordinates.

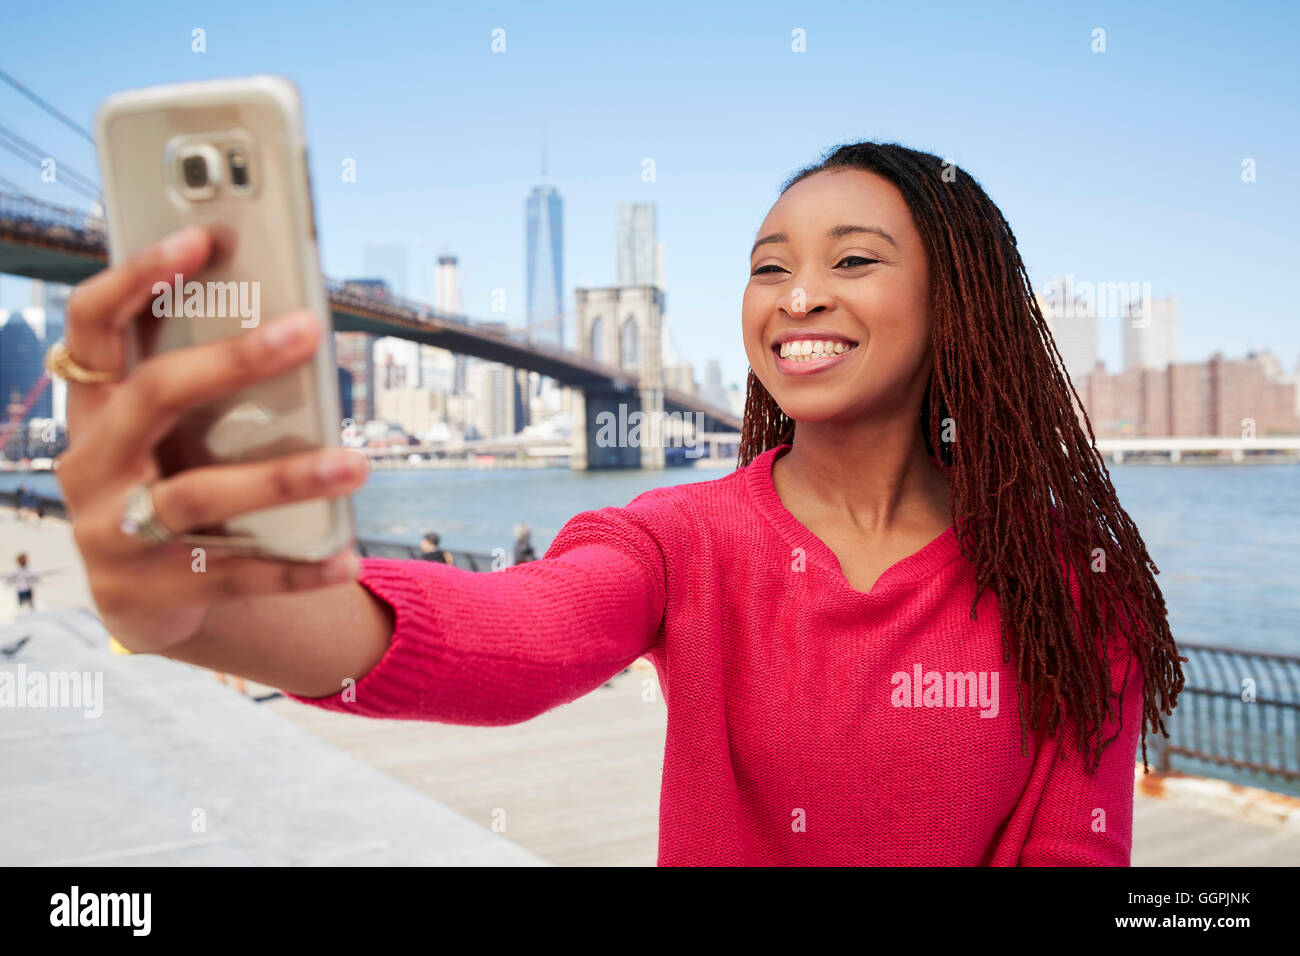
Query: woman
[{"left": 51, "top": 141, "right": 1183, "bottom": 865}]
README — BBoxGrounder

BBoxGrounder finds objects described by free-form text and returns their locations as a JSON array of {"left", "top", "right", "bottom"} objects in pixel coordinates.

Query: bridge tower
[{"left": 571, "top": 285, "right": 665, "bottom": 470}]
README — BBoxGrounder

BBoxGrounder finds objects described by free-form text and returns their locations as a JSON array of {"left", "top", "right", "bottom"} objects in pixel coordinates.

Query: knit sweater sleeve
[
  {"left": 1017, "top": 628, "right": 1145, "bottom": 866},
  {"left": 1005, "top": 507, "right": 1147, "bottom": 865},
  {"left": 279, "top": 492, "right": 671, "bottom": 724}
]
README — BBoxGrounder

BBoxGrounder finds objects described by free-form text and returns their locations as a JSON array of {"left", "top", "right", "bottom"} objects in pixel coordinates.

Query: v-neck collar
[{"left": 743, "top": 443, "right": 964, "bottom": 598}]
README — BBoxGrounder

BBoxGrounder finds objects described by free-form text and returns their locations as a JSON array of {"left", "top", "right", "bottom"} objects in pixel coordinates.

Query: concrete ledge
[
  {"left": 1136, "top": 764, "right": 1300, "bottom": 835},
  {"left": 0, "top": 608, "right": 547, "bottom": 866}
]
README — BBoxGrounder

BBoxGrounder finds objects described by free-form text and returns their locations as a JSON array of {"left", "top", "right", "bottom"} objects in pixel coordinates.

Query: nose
[{"left": 783, "top": 275, "right": 833, "bottom": 317}]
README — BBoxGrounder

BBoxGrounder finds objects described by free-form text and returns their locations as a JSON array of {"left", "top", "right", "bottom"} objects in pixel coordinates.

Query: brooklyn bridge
[{"left": 0, "top": 191, "right": 742, "bottom": 469}]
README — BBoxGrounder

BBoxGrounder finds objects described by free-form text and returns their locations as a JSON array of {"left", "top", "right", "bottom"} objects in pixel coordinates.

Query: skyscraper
[
  {"left": 468, "top": 362, "right": 515, "bottom": 439},
  {"left": 616, "top": 202, "right": 657, "bottom": 286},
  {"left": 0, "top": 308, "right": 52, "bottom": 423},
  {"left": 31, "top": 280, "right": 70, "bottom": 424},
  {"left": 364, "top": 242, "right": 421, "bottom": 388},
  {"left": 1036, "top": 275, "right": 1098, "bottom": 385},
  {"left": 428, "top": 253, "right": 464, "bottom": 394},
  {"left": 1123, "top": 296, "right": 1180, "bottom": 371},
  {"left": 526, "top": 183, "right": 564, "bottom": 347},
  {"left": 701, "top": 359, "right": 729, "bottom": 411},
  {"left": 334, "top": 331, "right": 375, "bottom": 424}
]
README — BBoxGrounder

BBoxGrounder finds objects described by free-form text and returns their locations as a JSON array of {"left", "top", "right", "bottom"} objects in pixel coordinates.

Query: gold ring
[{"left": 44, "top": 340, "right": 125, "bottom": 385}]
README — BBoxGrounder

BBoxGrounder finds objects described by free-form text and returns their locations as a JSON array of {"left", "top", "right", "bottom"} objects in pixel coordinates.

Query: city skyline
[
  {"left": 2, "top": 189, "right": 1295, "bottom": 454},
  {"left": 0, "top": 2, "right": 1295, "bottom": 392}
]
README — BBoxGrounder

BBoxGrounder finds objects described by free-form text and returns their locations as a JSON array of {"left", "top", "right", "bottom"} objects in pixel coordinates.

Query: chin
[{"left": 768, "top": 394, "right": 864, "bottom": 425}]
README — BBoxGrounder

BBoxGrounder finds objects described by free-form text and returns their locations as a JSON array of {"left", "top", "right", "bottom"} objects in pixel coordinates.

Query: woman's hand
[{"left": 55, "top": 225, "right": 368, "bottom": 653}]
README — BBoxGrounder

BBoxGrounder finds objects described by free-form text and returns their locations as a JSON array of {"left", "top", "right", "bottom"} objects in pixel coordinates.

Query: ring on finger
[
  {"left": 120, "top": 482, "right": 175, "bottom": 545},
  {"left": 45, "top": 340, "right": 126, "bottom": 385}
]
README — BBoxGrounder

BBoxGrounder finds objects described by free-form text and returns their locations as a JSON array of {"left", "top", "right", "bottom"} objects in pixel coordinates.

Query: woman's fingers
[
  {"left": 53, "top": 225, "right": 363, "bottom": 654},
  {"left": 206, "top": 548, "right": 361, "bottom": 600},
  {"left": 68, "top": 446, "right": 366, "bottom": 560},
  {"left": 64, "top": 226, "right": 212, "bottom": 376},
  {"left": 63, "top": 226, "right": 213, "bottom": 435},
  {"left": 90, "top": 545, "right": 361, "bottom": 617},
  {"left": 147, "top": 447, "right": 368, "bottom": 538},
  {"left": 91, "top": 309, "right": 323, "bottom": 473}
]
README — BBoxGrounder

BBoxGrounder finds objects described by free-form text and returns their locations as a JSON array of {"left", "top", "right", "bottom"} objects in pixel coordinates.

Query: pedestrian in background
[
  {"left": 4, "top": 553, "right": 40, "bottom": 613},
  {"left": 513, "top": 523, "right": 537, "bottom": 565},
  {"left": 419, "top": 531, "right": 454, "bottom": 565}
]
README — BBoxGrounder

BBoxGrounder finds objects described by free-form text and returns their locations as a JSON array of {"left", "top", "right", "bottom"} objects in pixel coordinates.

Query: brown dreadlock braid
[{"left": 739, "top": 142, "right": 1184, "bottom": 773}]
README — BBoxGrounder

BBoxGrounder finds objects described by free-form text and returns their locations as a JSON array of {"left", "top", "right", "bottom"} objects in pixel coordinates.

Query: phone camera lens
[
  {"left": 228, "top": 147, "right": 250, "bottom": 189},
  {"left": 182, "top": 154, "right": 209, "bottom": 189}
]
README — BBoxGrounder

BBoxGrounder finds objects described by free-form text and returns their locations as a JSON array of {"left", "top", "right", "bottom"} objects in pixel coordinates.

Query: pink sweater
[{"left": 285, "top": 443, "right": 1143, "bottom": 866}]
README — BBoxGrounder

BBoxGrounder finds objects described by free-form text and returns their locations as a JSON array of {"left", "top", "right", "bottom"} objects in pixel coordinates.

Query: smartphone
[{"left": 95, "top": 75, "right": 355, "bottom": 560}]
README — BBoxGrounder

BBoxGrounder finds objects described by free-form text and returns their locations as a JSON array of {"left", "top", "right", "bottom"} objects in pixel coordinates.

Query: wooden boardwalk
[
  {"left": 1132, "top": 794, "right": 1299, "bottom": 866},
  {"left": 263, "top": 663, "right": 668, "bottom": 866},
  {"left": 7, "top": 512, "right": 1296, "bottom": 867},
  {"left": 263, "top": 662, "right": 1300, "bottom": 867}
]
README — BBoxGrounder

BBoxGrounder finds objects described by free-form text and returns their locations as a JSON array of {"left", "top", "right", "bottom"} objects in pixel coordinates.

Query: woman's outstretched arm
[
  {"left": 53, "top": 225, "right": 666, "bottom": 722},
  {"left": 169, "top": 504, "right": 670, "bottom": 724}
]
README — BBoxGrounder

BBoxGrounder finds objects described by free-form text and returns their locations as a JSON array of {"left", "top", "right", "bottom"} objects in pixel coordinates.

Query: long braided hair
[{"left": 739, "top": 142, "right": 1184, "bottom": 772}]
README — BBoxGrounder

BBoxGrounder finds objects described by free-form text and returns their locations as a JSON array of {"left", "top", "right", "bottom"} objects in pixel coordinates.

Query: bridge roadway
[{"left": 0, "top": 192, "right": 740, "bottom": 432}]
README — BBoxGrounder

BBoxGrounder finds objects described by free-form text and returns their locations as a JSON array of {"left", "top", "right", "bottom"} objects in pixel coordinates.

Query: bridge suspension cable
[
  {"left": 0, "top": 122, "right": 102, "bottom": 202},
  {"left": 0, "top": 69, "right": 95, "bottom": 145},
  {"left": 527, "top": 305, "right": 571, "bottom": 338},
  {"left": 0, "top": 174, "right": 39, "bottom": 202}
]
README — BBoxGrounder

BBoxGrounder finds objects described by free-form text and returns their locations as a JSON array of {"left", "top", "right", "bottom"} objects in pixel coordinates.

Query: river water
[{"left": 4, "top": 461, "right": 1296, "bottom": 655}]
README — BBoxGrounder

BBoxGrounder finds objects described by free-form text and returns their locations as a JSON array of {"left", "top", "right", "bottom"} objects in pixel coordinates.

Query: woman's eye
[{"left": 750, "top": 257, "right": 877, "bottom": 276}]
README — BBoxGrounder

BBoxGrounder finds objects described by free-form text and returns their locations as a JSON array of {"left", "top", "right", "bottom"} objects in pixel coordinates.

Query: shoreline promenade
[{"left": 3, "top": 513, "right": 1298, "bottom": 865}]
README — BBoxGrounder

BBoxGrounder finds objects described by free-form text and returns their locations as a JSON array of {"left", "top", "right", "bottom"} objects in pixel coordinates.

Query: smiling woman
[
  {"left": 54, "top": 133, "right": 1185, "bottom": 867},
  {"left": 739, "top": 142, "right": 1185, "bottom": 774}
]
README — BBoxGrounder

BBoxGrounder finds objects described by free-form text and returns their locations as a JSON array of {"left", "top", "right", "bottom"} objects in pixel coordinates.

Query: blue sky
[{"left": 1, "top": 0, "right": 1296, "bottom": 388}]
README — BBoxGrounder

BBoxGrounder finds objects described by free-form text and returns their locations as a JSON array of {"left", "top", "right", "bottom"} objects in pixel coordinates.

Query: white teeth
[{"left": 777, "top": 339, "right": 856, "bottom": 360}]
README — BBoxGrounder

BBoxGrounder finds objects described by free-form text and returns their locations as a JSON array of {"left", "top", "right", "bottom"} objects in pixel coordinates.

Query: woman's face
[{"left": 742, "top": 168, "right": 934, "bottom": 426}]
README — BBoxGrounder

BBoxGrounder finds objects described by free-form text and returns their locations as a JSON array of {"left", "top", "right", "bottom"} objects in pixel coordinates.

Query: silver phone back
[{"left": 95, "top": 76, "right": 354, "bottom": 560}]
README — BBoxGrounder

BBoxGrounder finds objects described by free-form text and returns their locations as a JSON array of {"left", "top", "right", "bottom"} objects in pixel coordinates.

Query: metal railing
[
  {"left": 1151, "top": 642, "right": 1300, "bottom": 785},
  {"left": 3, "top": 486, "right": 1296, "bottom": 785},
  {"left": 0, "top": 190, "right": 105, "bottom": 252},
  {"left": 356, "top": 537, "right": 494, "bottom": 572},
  {"left": 0, "top": 493, "right": 497, "bottom": 571},
  {"left": 0, "top": 489, "right": 67, "bottom": 519}
]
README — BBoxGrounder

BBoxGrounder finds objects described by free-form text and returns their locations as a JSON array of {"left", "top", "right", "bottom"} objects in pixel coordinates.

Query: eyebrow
[{"left": 750, "top": 224, "right": 897, "bottom": 257}]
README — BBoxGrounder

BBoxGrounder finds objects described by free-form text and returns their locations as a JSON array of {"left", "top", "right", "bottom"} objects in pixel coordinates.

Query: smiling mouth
[{"left": 772, "top": 339, "right": 859, "bottom": 362}]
